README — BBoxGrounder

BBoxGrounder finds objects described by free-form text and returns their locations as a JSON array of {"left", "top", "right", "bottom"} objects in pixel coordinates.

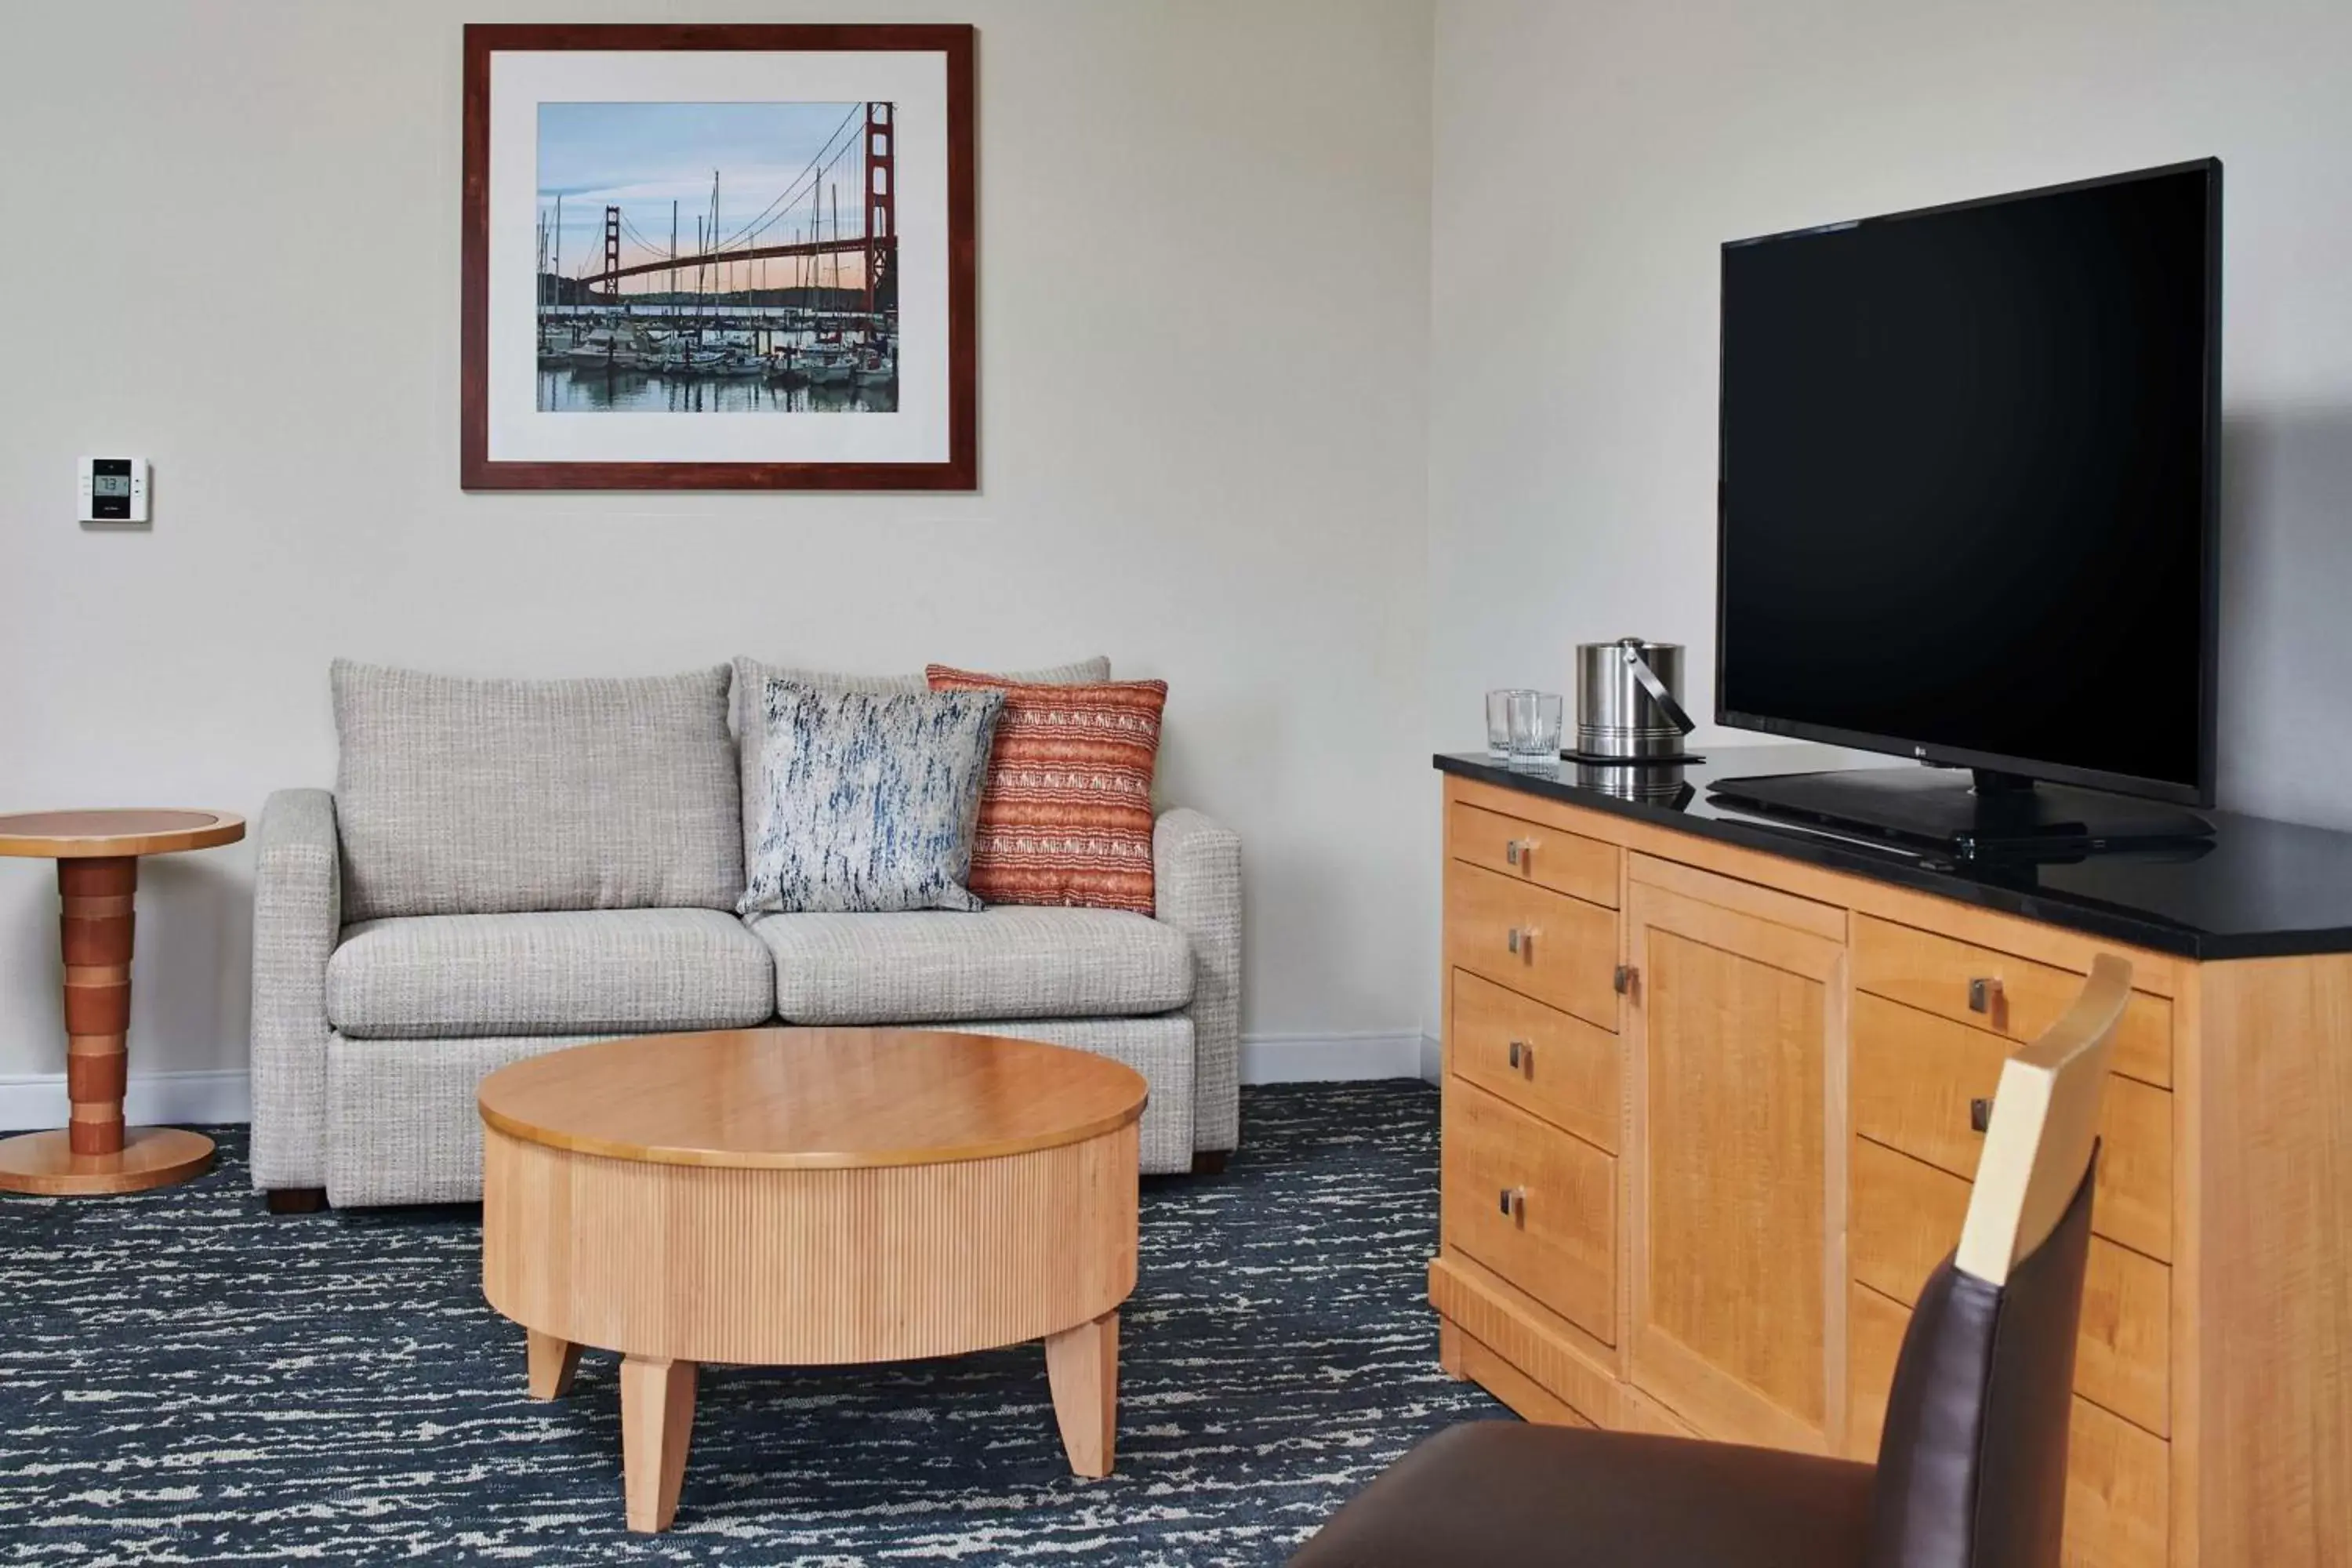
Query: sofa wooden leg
[
  {"left": 266, "top": 1187, "right": 327, "bottom": 1214},
  {"left": 1190, "top": 1149, "right": 1230, "bottom": 1176}
]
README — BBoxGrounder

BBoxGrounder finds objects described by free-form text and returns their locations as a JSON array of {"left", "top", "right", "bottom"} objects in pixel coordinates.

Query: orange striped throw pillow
[{"left": 925, "top": 665, "right": 1167, "bottom": 914}]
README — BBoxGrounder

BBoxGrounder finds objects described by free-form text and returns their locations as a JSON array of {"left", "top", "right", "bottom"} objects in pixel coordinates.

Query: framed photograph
[{"left": 460, "top": 24, "right": 976, "bottom": 491}]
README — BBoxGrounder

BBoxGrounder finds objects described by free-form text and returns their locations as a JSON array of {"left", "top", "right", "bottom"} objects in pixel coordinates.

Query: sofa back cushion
[{"left": 334, "top": 660, "right": 742, "bottom": 921}]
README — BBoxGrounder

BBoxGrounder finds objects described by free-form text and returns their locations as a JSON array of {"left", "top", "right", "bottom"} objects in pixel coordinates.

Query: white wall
[
  {"left": 1431, "top": 0, "right": 2352, "bottom": 814},
  {"left": 0, "top": 0, "right": 1436, "bottom": 1098}
]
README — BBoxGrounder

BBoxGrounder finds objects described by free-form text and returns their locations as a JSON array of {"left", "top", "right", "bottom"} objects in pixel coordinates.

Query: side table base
[{"left": 0, "top": 1127, "right": 214, "bottom": 1196}]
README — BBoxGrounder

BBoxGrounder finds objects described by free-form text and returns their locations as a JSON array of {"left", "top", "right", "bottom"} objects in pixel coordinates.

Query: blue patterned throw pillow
[{"left": 740, "top": 681, "right": 1007, "bottom": 914}]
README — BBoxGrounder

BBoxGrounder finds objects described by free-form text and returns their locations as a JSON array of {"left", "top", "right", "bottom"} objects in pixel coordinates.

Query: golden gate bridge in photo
[{"left": 538, "top": 100, "right": 896, "bottom": 330}]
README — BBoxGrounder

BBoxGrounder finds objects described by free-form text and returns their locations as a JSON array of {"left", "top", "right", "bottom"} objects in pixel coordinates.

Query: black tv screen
[{"left": 1716, "top": 161, "right": 2220, "bottom": 805}]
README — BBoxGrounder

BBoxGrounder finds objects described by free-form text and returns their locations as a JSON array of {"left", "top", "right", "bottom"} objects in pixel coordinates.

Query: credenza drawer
[
  {"left": 1448, "top": 862, "right": 1620, "bottom": 1030},
  {"left": 1849, "top": 991, "right": 2172, "bottom": 1261},
  {"left": 1849, "top": 1136, "right": 2169, "bottom": 1438},
  {"left": 1852, "top": 915, "right": 2172, "bottom": 1088},
  {"left": 1847, "top": 1281, "right": 2168, "bottom": 1568},
  {"left": 1451, "top": 970, "right": 1621, "bottom": 1153},
  {"left": 1449, "top": 800, "right": 1621, "bottom": 908},
  {"left": 1443, "top": 1080, "right": 1617, "bottom": 1345}
]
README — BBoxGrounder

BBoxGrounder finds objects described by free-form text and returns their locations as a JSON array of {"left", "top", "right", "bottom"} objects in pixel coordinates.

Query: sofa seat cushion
[
  {"left": 327, "top": 909, "right": 774, "bottom": 1040},
  {"left": 752, "top": 907, "right": 1192, "bottom": 1024}
]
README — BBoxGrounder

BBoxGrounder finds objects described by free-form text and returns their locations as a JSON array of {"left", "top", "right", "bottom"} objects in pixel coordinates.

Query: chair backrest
[{"left": 1864, "top": 953, "right": 2133, "bottom": 1568}]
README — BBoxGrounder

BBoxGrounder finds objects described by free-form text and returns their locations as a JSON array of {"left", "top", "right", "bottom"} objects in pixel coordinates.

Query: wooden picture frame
[{"left": 460, "top": 24, "right": 977, "bottom": 491}]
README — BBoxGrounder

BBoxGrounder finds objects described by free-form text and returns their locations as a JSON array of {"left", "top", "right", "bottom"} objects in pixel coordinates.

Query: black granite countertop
[{"left": 1439, "top": 746, "right": 2352, "bottom": 960}]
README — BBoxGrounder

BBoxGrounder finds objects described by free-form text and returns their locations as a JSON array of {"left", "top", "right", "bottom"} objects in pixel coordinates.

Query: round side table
[{"left": 0, "top": 809, "right": 246, "bottom": 1196}]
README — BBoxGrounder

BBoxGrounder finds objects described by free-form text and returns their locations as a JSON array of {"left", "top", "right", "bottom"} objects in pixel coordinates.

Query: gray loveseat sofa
[{"left": 249, "top": 659, "right": 1240, "bottom": 1208}]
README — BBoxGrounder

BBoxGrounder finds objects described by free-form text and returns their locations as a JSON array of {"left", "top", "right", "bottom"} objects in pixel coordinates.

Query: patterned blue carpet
[{"left": 0, "top": 1081, "right": 1504, "bottom": 1565}]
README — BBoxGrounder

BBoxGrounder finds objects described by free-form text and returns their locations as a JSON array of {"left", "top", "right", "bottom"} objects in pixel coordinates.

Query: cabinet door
[{"left": 1624, "top": 874, "right": 1847, "bottom": 1454}]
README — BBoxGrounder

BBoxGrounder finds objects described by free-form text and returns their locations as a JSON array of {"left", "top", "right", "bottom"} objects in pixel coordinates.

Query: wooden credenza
[{"left": 1430, "top": 757, "right": 2352, "bottom": 1568}]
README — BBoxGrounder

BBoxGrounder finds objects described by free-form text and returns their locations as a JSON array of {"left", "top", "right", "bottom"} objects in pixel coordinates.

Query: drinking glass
[
  {"left": 1508, "top": 691, "right": 1565, "bottom": 767},
  {"left": 1485, "top": 689, "right": 1529, "bottom": 760}
]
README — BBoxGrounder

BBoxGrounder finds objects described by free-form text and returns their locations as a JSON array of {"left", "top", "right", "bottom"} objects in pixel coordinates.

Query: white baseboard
[
  {"left": 0, "top": 1069, "right": 252, "bottom": 1132},
  {"left": 1419, "top": 1032, "right": 1443, "bottom": 1085},
  {"left": 0, "top": 1036, "right": 1430, "bottom": 1131},
  {"left": 1239, "top": 1031, "right": 1427, "bottom": 1084}
]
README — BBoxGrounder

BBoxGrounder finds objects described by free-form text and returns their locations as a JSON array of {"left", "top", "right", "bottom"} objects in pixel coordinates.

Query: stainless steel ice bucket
[{"left": 1575, "top": 638, "right": 1695, "bottom": 760}]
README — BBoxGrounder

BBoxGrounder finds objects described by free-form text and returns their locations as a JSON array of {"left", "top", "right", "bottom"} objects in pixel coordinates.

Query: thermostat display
[{"left": 78, "top": 457, "right": 148, "bottom": 524}]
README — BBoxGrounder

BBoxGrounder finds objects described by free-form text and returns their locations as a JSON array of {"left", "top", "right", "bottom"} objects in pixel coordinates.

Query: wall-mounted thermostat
[{"left": 78, "top": 456, "right": 149, "bottom": 524}]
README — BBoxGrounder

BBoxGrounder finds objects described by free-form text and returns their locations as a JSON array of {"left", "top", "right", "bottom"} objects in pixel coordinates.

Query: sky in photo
[{"left": 538, "top": 100, "right": 873, "bottom": 291}]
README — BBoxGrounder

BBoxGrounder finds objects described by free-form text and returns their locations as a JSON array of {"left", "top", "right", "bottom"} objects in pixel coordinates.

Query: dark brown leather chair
[{"left": 1288, "top": 955, "right": 2134, "bottom": 1568}]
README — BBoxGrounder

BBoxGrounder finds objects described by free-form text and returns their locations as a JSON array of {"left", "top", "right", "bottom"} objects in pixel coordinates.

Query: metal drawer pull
[
  {"left": 1507, "top": 1039, "right": 1533, "bottom": 1072},
  {"left": 1504, "top": 838, "right": 1535, "bottom": 866},
  {"left": 1969, "top": 1097, "right": 1994, "bottom": 1134},
  {"left": 1508, "top": 927, "right": 1536, "bottom": 957},
  {"left": 1968, "top": 976, "right": 2003, "bottom": 1014},
  {"left": 1497, "top": 1185, "right": 1527, "bottom": 1221},
  {"left": 1613, "top": 964, "right": 1634, "bottom": 996}
]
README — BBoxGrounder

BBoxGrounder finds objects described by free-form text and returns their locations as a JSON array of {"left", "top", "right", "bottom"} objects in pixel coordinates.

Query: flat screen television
[{"left": 1711, "top": 159, "right": 2222, "bottom": 853}]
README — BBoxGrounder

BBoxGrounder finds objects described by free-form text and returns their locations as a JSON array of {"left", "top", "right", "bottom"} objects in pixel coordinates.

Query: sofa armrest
[
  {"left": 249, "top": 789, "right": 341, "bottom": 1192},
  {"left": 1155, "top": 808, "right": 1242, "bottom": 1153}
]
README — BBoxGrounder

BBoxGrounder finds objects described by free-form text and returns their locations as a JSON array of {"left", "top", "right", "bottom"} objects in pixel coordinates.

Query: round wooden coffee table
[
  {"left": 0, "top": 809, "right": 245, "bottom": 1196},
  {"left": 477, "top": 1027, "right": 1148, "bottom": 1533}
]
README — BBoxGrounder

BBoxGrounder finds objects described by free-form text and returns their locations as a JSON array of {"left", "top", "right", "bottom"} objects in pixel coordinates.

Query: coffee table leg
[
  {"left": 620, "top": 1355, "right": 696, "bottom": 1532},
  {"left": 526, "top": 1329, "right": 580, "bottom": 1399},
  {"left": 1045, "top": 1308, "right": 1119, "bottom": 1479}
]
